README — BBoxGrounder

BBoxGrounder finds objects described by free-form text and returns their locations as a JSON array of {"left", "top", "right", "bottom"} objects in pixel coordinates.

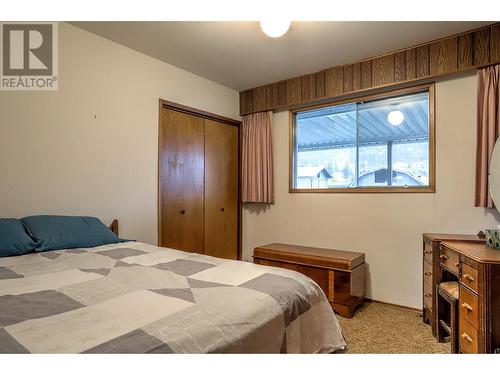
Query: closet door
[
  {"left": 159, "top": 108, "right": 205, "bottom": 253},
  {"left": 204, "top": 119, "right": 238, "bottom": 259}
]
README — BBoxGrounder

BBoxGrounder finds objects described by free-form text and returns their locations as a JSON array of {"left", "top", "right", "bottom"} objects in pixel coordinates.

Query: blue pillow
[
  {"left": 22, "top": 215, "right": 126, "bottom": 252},
  {"left": 0, "top": 218, "right": 37, "bottom": 257}
]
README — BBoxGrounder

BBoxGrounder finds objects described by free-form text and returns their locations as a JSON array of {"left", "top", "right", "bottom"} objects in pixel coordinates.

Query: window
[{"left": 290, "top": 84, "right": 434, "bottom": 192}]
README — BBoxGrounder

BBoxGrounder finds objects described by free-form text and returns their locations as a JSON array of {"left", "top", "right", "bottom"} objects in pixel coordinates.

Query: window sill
[{"left": 289, "top": 186, "right": 435, "bottom": 194}]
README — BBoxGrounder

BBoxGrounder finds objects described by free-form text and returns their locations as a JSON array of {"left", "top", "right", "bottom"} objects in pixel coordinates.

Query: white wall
[
  {"left": 0, "top": 22, "right": 240, "bottom": 243},
  {"left": 242, "top": 72, "right": 500, "bottom": 309}
]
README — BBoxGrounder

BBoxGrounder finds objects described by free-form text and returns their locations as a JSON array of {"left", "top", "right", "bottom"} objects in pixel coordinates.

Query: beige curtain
[
  {"left": 475, "top": 64, "right": 500, "bottom": 208},
  {"left": 241, "top": 111, "right": 274, "bottom": 203}
]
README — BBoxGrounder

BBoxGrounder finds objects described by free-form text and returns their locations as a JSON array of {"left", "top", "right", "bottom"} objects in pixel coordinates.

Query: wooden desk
[
  {"left": 422, "top": 234, "right": 485, "bottom": 336},
  {"left": 423, "top": 234, "right": 500, "bottom": 353},
  {"left": 253, "top": 243, "right": 366, "bottom": 318}
]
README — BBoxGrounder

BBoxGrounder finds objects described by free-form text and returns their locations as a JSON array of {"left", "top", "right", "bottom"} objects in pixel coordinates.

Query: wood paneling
[
  {"left": 430, "top": 37, "right": 458, "bottom": 75},
  {"left": 239, "top": 90, "right": 252, "bottom": 115},
  {"left": 343, "top": 64, "right": 353, "bottom": 92},
  {"left": 416, "top": 45, "right": 430, "bottom": 78},
  {"left": 474, "top": 28, "right": 490, "bottom": 65},
  {"left": 286, "top": 77, "right": 301, "bottom": 105},
  {"left": 266, "top": 84, "right": 276, "bottom": 109},
  {"left": 204, "top": 120, "right": 238, "bottom": 260},
  {"left": 325, "top": 66, "right": 344, "bottom": 96},
  {"left": 315, "top": 70, "right": 326, "bottom": 98},
  {"left": 406, "top": 48, "right": 416, "bottom": 80},
  {"left": 458, "top": 33, "right": 473, "bottom": 69},
  {"left": 239, "top": 23, "right": 500, "bottom": 115},
  {"left": 361, "top": 60, "right": 372, "bottom": 89},
  {"left": 159, "top": 109, "right": 205, "bottom": 253},
  {"left": 352, "top": 63, "right": 361, "bottom": 90},
  {"left": 252, "top": 86, "right": 267, "bottom": 112},
  {"left": 277, "top": 81, "right": 287, "bottom": 106},
  {"left": 372, "top": 54, "right": 394, "bottom": 86},
  {"left": 301, "top": 73, "right": 316, "bottom": 102},
  {"left": 394, "top": 51, "right": 406, "bottom": 82},
  {"left": 490, "top": 24, "right": 500, "bottom": 62}
]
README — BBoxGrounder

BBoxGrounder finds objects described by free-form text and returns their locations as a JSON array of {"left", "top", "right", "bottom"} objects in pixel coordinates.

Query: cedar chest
[{"left": 253, "top": 243, "right": 366, "bottom": 318}]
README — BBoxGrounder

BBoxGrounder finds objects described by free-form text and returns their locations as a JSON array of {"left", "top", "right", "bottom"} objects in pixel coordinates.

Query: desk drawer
[
  {"left": 423, "top": 240, "right": 433, "bottom": 263},
  {"left": 423, "top": 260, "right": 433, "bottom": 308},
  {"left": 459, "top": 285, "right": 479, "bottom": 328},
  {"left": 440, "top": 246, "right": 459, "bottom": 274},
  {"left": 460, "top": 263, "right": 478, "bottom": 293},
  {"left": 459, "top": 317, "right": 479, "bottom": 353}
]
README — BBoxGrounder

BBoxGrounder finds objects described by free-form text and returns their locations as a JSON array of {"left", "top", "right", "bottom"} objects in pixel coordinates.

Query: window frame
[{"left": 289, "top": 83, "right": 436, "bottom": 193}]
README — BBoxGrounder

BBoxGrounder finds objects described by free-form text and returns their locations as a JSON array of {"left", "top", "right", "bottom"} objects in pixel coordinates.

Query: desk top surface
[
  {"left": 423, "top": 233, "right": 485, "bottom": 242},
  {"left": 441, "top": 241, "right": 500, "bottom": 264}
]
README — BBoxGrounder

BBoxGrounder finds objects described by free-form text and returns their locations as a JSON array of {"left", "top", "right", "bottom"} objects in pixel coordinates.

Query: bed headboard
[{"left": 109, "top": 219, "right": 119, "bottom": 236}]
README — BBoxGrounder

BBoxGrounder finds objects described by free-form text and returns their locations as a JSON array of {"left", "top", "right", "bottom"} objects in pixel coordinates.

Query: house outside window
[{"left": 290, "top": 84, "right": 435, "bottom": 193}]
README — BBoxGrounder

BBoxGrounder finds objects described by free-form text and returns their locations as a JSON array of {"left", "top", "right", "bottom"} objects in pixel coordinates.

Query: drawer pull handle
[
  {"left": 440, "top": 255, "right": 449, "bottom": 260},
  {"left": 424, "top": 293, "right": 432, "bottom": 298},
  {"left": 455, "top": 262, "right": 460, "bottom": 267},
  {"left": 463, "top": 274, "right": 475, "bottom": 282},
  {"left": 424, "top": 272, "right": 432, "bottom": 276},
  {"left": 462, "top": 302, "right": 473, "bottom": 312},
  {"left": 424, "top": 250, "right": 432, "bottom": 255},
  {"left": 462, "top": 333, "right": 473, "bottom": 343}
]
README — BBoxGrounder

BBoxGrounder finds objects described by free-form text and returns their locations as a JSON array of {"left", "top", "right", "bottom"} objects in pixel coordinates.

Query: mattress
[{"left": 0, "top": 242, "right": 346, "bottom": 353}]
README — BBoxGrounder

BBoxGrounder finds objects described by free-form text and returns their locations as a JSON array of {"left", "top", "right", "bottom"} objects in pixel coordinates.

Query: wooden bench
[{"left": 253, "top": 243, "right": 366, "bottom": 318}]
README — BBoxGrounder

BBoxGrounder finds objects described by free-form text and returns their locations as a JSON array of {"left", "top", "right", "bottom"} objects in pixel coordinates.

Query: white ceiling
[{"left": 71, "top": 21, "right": 492, "bottom": 91}]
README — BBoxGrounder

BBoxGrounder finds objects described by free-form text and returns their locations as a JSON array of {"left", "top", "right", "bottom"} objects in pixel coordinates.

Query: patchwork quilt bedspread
[{"left": 0, "top": 242, "right": 346, "bottom": 353}]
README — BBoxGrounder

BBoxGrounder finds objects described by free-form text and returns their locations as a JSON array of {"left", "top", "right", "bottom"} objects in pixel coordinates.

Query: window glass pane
[
  {"left": 357, "top": 92, "right": 429, "bottom": 188},
  {"left": 293, "top": 89, "right": 430, "bottom": 190},
  {"left": 392, "top": 141, "right": 429, "bottom": 186},
  {"left": 295, "top": 104, "right": 356, "bottom": 188},
  {"left": 358, "top": 144, "right": 388, "bottom": 186}
]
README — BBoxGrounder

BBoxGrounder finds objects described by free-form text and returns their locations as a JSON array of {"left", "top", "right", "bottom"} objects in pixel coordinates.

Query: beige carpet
[{"left": 336, "top": 301, "right": 450, "bottom": 354}]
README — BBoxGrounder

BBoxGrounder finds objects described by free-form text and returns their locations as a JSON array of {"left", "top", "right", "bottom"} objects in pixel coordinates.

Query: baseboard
[{"left": 364, "top": 298, "right": 423, "bottom": 314}]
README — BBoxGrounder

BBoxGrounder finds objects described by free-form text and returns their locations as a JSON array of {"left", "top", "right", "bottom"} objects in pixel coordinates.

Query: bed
[{"left": 0, "top": 223, "right": 346, "bottom": 354}]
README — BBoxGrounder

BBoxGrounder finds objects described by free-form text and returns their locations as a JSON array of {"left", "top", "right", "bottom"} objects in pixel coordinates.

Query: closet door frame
[{"left": 158, "top": 99, "right": 242, "bottom": 260}]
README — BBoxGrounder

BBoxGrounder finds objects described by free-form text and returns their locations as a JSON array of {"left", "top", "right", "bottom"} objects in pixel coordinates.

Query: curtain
[
  {"left": 241, "top": 111, "right": 274, "bottom": 203},
  {"left": 475, "top": 64, "right": 500, "bottom": 208}
]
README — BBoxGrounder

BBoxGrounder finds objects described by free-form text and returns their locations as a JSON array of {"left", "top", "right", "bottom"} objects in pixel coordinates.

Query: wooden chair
[
  {"left": 436, "top": 281, "right": 459, "bottom": 353},
  {"left": 436, "top": 281, "right": 458, "bottom": 353}
]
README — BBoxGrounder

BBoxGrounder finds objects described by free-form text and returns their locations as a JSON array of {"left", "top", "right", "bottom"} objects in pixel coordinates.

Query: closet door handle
[
  {"left": 180, "top": 210, "right": 186, "bottom": 215},
  {"left": 220, "top": 208, "right": 225, "bottom": 212}
]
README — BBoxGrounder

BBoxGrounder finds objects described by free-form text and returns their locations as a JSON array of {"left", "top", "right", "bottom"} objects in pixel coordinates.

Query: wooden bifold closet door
[
  {"left": 158, "top": 103, "right": 239, "bottom": 260},
  {"left": 204, "top": 119, "right": 238, "bottom": 259}
]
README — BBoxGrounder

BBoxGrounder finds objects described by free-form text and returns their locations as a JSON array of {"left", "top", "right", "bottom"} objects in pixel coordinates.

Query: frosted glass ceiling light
[
  {"left": 388, "top": 110, "right": 404, "bottom": 126},
  {"left": 260, "top": 19, "right": 291, "bottom": 38}
]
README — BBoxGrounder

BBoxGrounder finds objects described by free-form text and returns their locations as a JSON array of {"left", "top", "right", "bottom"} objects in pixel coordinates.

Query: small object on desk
[
  {"left": 253, "top": 243, "right": 366, "bottom": 318},
  {"left": 485, "top": 229, "right": 500, "bottom": 249}
]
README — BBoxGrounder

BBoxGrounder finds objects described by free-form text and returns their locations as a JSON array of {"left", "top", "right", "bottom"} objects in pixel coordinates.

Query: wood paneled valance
[{"left": 239, "top": 23, "right": 500, "bottom": 116}]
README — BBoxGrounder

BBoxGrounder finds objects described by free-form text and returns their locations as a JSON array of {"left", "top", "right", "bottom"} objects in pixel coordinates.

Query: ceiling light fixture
[
  {"left": 388, "top": 110, "right": 404, "bottom": 126},
  {"left": 260, "top": 19, "right": 291, "bottom": 38}
]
